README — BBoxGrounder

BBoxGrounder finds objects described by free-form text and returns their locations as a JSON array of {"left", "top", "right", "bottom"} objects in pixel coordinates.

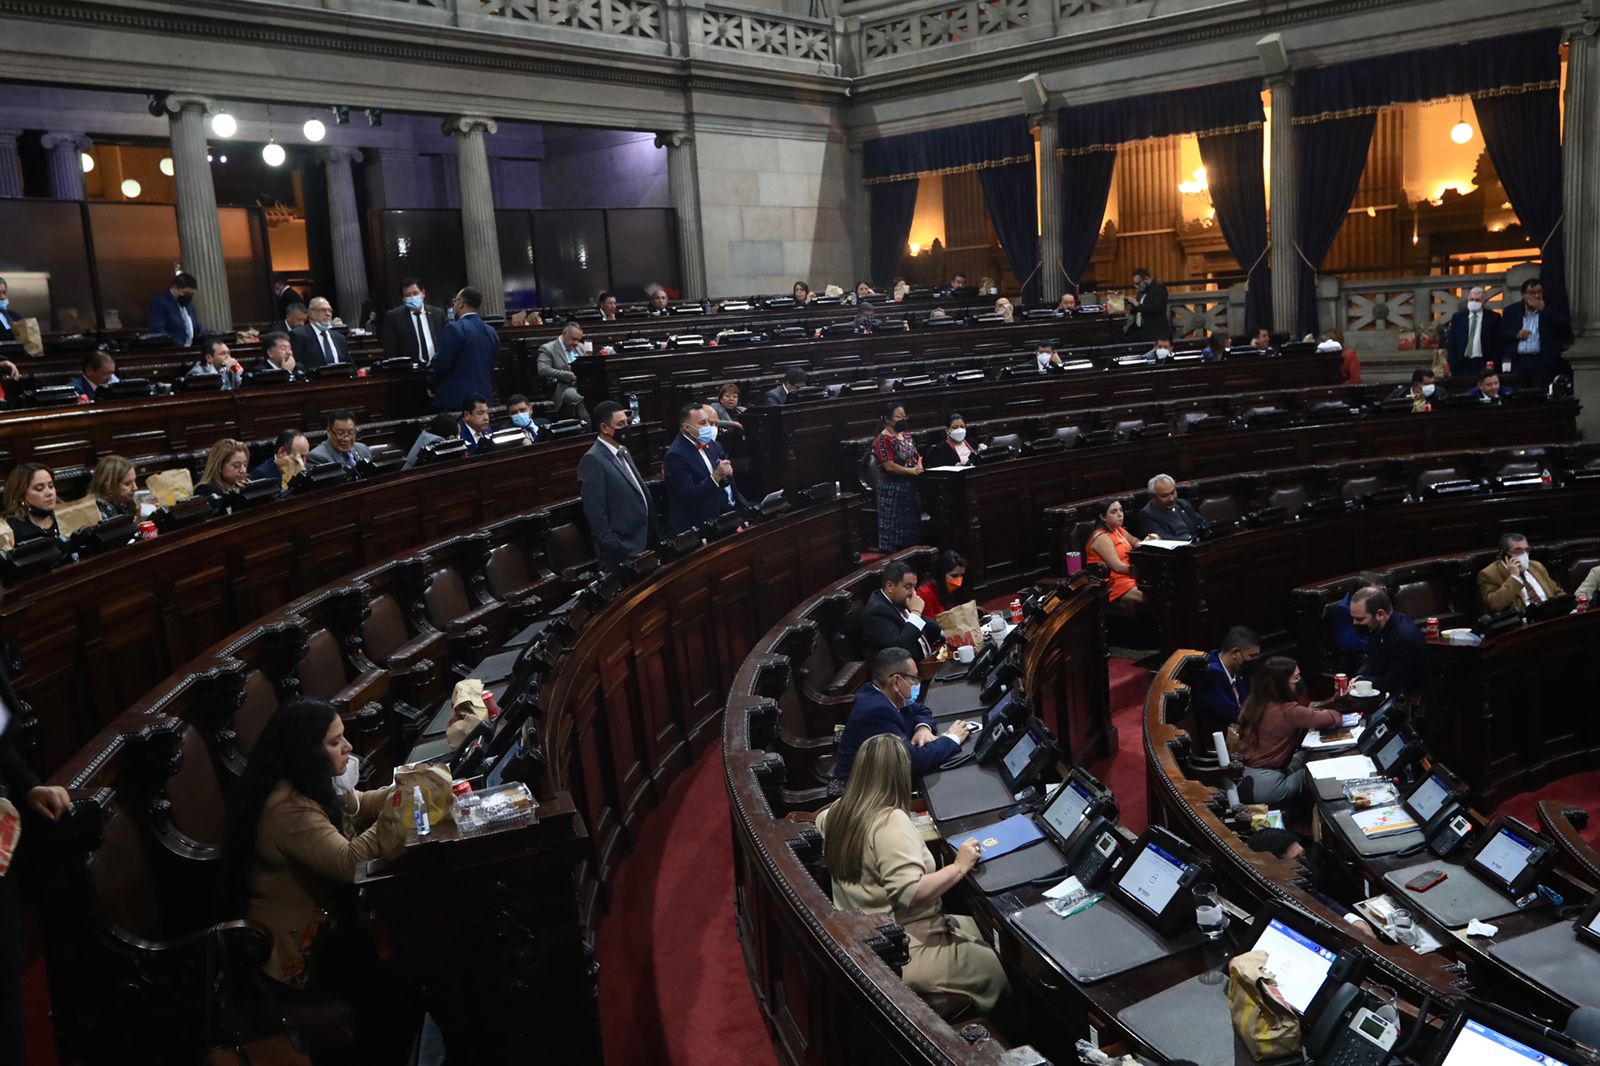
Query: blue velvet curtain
[
  {"left": 976, "top": 165, "right": 1040, "bottom": 304},
  {"left": 863, "top": 116, "right": 1033, "bottom": 181},
  {"left": 1294, "top": 115, "right": 1376, "bottom": 337},
  {"left": 1059, "top": 78, "right": 1265, "bottom": 152},
  {"left": 869, "top": 181, "right": 921, "bottom": 292},
  {"left": 1059, "top": 150, "right": 1117, "bottom": 293},
  {"left": 1197, "top": 129, "right": 1270, "bottom": 331},
  {"left": 1476, "top": 87, "right": 1567, "bottom": 314}
]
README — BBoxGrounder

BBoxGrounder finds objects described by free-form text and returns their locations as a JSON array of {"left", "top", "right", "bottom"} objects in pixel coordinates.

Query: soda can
[
  {"left": 1578, "top": 594, "right": 1590, "bottom": 614},
  {"left": 138, "top": 520, "right": 158, "bottom": 541},
  {"left": 1334, "top": 673, "right": 1349, "bottom": 697},
  {"left": 1065, "top": 551, "right": 1083, "bottom": 575},
  {"left": 1426, "top": 616, "right": 1441, "bottom": 640},
  {"left": 1009, "top": 598, "right": 1024, "bottom": 625},
  {"left": 451, "top": 779, "right": 473, "bottom": 797},
  {"left": 483, "top": 691, "right": 501, "bottom": 720}
]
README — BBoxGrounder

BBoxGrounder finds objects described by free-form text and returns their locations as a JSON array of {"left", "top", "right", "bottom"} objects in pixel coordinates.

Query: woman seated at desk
[
  {"left": 1085, "top": 499, "right": 1146, "bottom": 605},
  {"left": 1234, "top": 657, "right": 1342, "bottom": 805},
  {"left": 227, "top": 697, "right": 412, "bottom": 1063},
  {"left": 817, "top": 734, "right": 1009, "bottom": 1014},
  {"left": 3, "top": 463, "right": 64, "bottom": 546},
  {"left": 915, "top": 549, "right": 968, "bottom": 618},
  {"left": 924, "top": 413, "right": 983, "bottom": 468},
  {"left": 89, "top": 455, "right": 138, "bottom": 521},
  {"left": 194, "top": 438, "right": 253, "bottom": 500}
]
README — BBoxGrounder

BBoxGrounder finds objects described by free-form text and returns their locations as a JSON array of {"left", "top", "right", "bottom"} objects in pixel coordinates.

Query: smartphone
[{"left": 1405, "top": 869, "right": 1448, "bottom": 892}]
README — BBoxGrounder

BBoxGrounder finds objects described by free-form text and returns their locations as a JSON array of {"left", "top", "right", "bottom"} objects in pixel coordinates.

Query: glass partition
[
  {"left": 87, "top": 202, "right": 181, "bottom": 331},
  {"left": 531, "top": 209, "right": 610, "bottom": 308},
  {"left": 366, "top": 208, "right": 467, "bottom": 310}
]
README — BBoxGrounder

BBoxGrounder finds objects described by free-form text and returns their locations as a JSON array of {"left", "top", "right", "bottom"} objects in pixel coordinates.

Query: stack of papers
[
  {"left": 1352, "top": 805, "right": 1418, "bottom": 839},
  {"left": 1308, "top": 754, "right": 1377, "bottom": 781},
  {"left": 1137, "top": 538, "right": 1192, "bottom": 551}
]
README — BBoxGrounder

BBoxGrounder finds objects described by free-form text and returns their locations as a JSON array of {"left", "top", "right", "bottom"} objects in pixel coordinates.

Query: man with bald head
[
  {"left": 291, "top": 296, "right": 350, "bottom": 369},
  {"left": 536, "top": 321, "right": 590, "bottom": 422},
  {"left": 1445, "top": 285, "right": 1501, "bottom": 377},
  {"left": 1133, "top": 473, "right": 1207, "bottom": 541}
]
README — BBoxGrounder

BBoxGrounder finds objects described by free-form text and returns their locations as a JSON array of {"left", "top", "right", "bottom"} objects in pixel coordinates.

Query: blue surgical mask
[
  {"left": 0, "top": 299, "right": 9, "bottom": 311},
  {"left": 511, "top": 412, "right": 533, "bottom": 428},
  {"left": 697, "top": 425, "right": 717, "bottom": 445},
  {"left": 907, "top": 682, "right": 921, "bottom": 703},
  {"left": 404, "top": 295, "right": 423, "bottom": 310}
]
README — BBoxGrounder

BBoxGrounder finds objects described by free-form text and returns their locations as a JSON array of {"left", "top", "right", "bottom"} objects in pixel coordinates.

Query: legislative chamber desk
[{"left": 920, "top": 400, "right": 1578, "bottom": 599}]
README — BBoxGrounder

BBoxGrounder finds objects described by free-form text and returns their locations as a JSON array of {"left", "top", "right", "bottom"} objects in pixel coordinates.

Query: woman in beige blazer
[{"left": 816, "top": 734, "right": 1009, "bottom": 1013}]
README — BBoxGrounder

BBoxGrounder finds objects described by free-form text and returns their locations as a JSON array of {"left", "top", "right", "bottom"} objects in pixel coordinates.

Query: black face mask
[
  {"left": 176, "top": 293, "right": 193, "bottom": 307},
  {"left": 1238, "top": 657, "right": 1263, "bottom": 678},
  {"left": 26, "top": 505, "right": 53, "bottom": 520},
  {"left": 894, "top": 419, "right": 910, "bottom": 432}
]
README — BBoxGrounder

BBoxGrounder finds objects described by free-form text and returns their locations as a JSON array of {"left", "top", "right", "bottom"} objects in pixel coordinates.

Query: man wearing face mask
[
  {"left": 1143, "top": 334, "right": 1174, "bottom": 363},
  {"left": 291, "top": 297, "right": 350, "bottom": 369},
  {"left": 1348, "top": 588, "right": 1433, "bottom": 730},
  {"left": 500, "top": 394, "right": 550, "bottom": 445},
  {"left": 1477, "top": 532, "right": 1561, "bottom": 613},
  {"left": 0, "top": 276, "right": 18, "bottom": 342},
  {"left": 1032, "top": 342, "right": 1063, "bottom": 373},
  {"left": 578, "top": 401, "right": 654, "bottom": 572},
  {"left": 1191, "top": 625, "right": 1261, "bottom": 738},
  {"left": 1389, "top": 368, "right": 1436, "bottom": 412},
  {"left": 1445, "top": 286, "right": 1501, "bottom": 377},
  {"left": 829, "top": 647, "right": 972, "bottom": 794},
  {"left": 663, "top": 402, "right": 737, "bottom": 536},
  {"left": 1499, "top": 277, "right": 1572, "bottom": 389},
  {"left": 147, "top": 271, "right": 203, "bottom": 347},
  {"left": 380, "top": 277, "right": 447, "bottom": 364}
]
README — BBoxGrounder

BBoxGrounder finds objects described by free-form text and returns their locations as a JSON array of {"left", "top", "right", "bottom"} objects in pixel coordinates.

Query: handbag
[{"left": 1226, "top": 949, "right": 1302, "bottom": 1061}]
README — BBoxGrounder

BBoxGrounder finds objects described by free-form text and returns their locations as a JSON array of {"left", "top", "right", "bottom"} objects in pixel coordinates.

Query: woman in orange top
[
  {"left": 1085, "top": 499, "right": 1144, "bottom": 603},
  {"left": 915, "top": 550, "right": 967, "bottom": 618}
]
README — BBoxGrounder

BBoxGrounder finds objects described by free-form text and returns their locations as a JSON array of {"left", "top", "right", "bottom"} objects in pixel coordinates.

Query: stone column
[
  {"left": 1266, "top": 72, "right": 1298, "bottom": 335},
  {"left": 163, "top": 94, "right": 232, "bottom": 331},
  {"left": 846, "top": 139, "right": 870, "bottom": 284},
  {"left": 40, "top": 132, "right": 91, "bottom": 200},
  {"left": 444, "top": 115, "right": 504, "bottom": 317},
  {"left": 654, "top": 131, "right": 706, "bottom": 299},
  {"left": 1035, "top": 111, "right": 1064, "bottom": 302},
  {"left": 0, "top": 130, "right": 26, "bottom": 198},
  {"left": 322, "top": 146, "right": 369, "bottom": 325},
  {"left": 1564, "top": 20, "right": 1600, "bottom": 335}
]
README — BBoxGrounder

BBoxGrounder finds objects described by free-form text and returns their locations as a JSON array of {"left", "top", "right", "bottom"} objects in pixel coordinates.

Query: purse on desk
[{"left": 1227, "top": 950, "right": 1302, "bottom": 1061}]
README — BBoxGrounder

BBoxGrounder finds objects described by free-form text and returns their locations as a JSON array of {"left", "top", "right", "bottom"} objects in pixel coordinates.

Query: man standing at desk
[
  {"left": 830, "top": 647, "right": 971, "bottom": 795},
  {"left": 429, "top": 287, "right": 498, "bottom": 413},
  {"left": 1349, "top": 587, "right": 1435, "bottom": 733},
  {"left": 859, "top": 561, "right": 937, "bottom": 660},
  {"left": 1125, "top": 267, "right": 1168, "bottom": 342},
  {"left": 1134, "top": 474, "right": 1206, "bottom": 541},
  {"left": 1445, "top": 285, "right": 1500, "bottom": 377},
  {"left": 147, "top": 272, "right": 202, "bottom": 346},
  {"left": 578, "top": 401, "right": 653, "bottom": 572},
  {"left": 1499, "top": 277, "right": 1571, "bottom": 389},
  {"left": 380, "top": 277, "right": 446, "bottom": 365}
]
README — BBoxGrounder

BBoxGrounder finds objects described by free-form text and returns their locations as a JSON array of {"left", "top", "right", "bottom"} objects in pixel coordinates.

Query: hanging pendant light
[
  {"left": 1450, "top": 98, "right": 1473, "bottom": 145},
  {"left": 262, "top": 141, "right": 286, "bottom": 167}
]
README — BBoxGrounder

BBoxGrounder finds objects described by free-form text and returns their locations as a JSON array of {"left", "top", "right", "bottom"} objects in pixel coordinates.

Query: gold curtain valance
[
  {"left": 1289, "top": 80, "right": 1559, "bottom": 126},
  {"left": 1053, "top": 120, "right": 1263, "bottom": 158},
  {"left": 861, "top": 154, "right": 1034, "bottom": 186}
]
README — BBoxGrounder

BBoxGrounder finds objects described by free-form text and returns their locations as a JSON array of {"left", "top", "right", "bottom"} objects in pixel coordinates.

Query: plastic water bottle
[{"left": 627, "top": 393, "right": 641, "bottom": 426}]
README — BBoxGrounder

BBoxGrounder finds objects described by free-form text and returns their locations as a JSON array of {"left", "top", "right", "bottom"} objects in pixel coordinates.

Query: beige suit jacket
[{"left": 1477, "top": 557, "right": 1562, "bottom": 613}]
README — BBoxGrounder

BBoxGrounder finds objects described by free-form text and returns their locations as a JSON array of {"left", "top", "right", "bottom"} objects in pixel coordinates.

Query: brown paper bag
[
  {"left": 0, "top": 524, "right": 13, "bottom": 552},
  {"left": 446, "top": 679, "right": 491, "bottom": 749},
  {"left": 934, "top": 601, "right": 984, "bottom": 649},
  {"left": 14, "top": 318, "right": 42, "bottom": 357},
  {"left": 146, "top": 468, "right": 194, "bottom": 508},
  {"left": 394, "top": 763, "right": 455, "bottom": 828},
  {"left": 55, "top": 496, "right": 105, "bottom": 538}
]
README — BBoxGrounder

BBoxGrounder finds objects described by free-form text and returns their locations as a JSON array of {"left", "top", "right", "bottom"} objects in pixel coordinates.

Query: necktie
[
  {"left": 614, "top": 448, "right": 647, "bottom": 507},
  {"left": 180, "top": 309, "right": 193, "bottom": 347},
  {"left": 1466, "top": 312, "right": 1479, "bottom": 359},
  {"left": 413, "top": 312, "right": 434, "bottom": 362},
  {"left": 319, "top": 330, "right": 335, "bottom": 364}
]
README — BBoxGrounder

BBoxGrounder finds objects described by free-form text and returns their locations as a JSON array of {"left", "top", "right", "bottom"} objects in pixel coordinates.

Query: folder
[{"left": 952, "top": 813, "right": 1044, "bottom": 862}]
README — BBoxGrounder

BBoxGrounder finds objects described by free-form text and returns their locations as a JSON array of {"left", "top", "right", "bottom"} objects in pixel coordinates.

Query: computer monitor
[
  {"left": 1038, "top": 769, "right": 1113, "bottom": 851},
  {"left": 1245, "top": 914, "right": 1339, "bottom": 1015},
  {"left": 1403, "top": 767, "right": 1464, "bottom": 825},
  {"left": 1466, "top": 816, "right": 1555, "bottom": 900},
  {"left": 998, "top": 727, "right": 1040, "bottom": 791},
  {"left": 1112, "top": 826, "right": 1210, "bottom": 936},
  {"left": 1424, "top": 1001, "right": 1589, "bottom": 1066}
]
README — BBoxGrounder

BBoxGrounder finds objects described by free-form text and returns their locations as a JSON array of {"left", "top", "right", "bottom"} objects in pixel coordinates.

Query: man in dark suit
[
  {"left": 71, "top": 351, "right": 118, "bottom": 401},
  {"left": 266, "top": 302, "right": 308, "bottom": 340},
  {"left": 271, "top": 275, "right": 304, "bottom": 319},
  {"left": 147, "top": 271, "right": 202, "bottom": 346},
  {"left": 0, "top": 276, "right": 16, "bottom": 342},
  {"left": 306, "top": 409, "right": 371, "bottom": 470},
  {"left": 830, "top": 647, "right": 971, "bottom": 792},
  {"left": 1190, "top": 626, "right": 1261, "bottom": 738},
  {"left": 579, "top": 402, "right": 654, "bottom": 572},
  {"left": 501, "top": 393, "right": 551, "bottom": 445},
  {"left": 1350, "top": 587, "right": 1436, "bottom": 736},
  {"left": 458, "top": 393, "right": 492, "bottom": 453},
  {"left": 1125, "top": 267, "right": 1168, "bottom": 343},
  {"left": 764, "top": 366, "right": 808, "bottom": 406},
  {"left": 292, "top": 297, "right": 350, "bottom": 369},
  {"left": 859, "top": 560, "right": 938, "bottom": 661},
  {"left": 596, "top": 291, "right": 619, "bottom": 322},
  {"left": 380, "top": 277, "right": 447, "bottom": 365},
  {"left": 429, "top": 287, "right": 498, "bottom": 413},
  {"left": 664, "top": 402, "right": 737, "bottom": 536},
  {"left": 250, "top": 428, "right": 309, "bottom": 483},
  {"left": 1498, "top": 277, "right": 1572, "bottom": 390},
  {"left": 1134, "top": 473, "right": 1207, "bottom": 540},
  {"left": 535, "top": 323, "right": 589, "bottom": 421},
  {"left": 1444, "top": 285, "right": 1500, "bottom": 377},
  {"left": 1466, "top": 367, "right": 1513, "bottom": 404}
]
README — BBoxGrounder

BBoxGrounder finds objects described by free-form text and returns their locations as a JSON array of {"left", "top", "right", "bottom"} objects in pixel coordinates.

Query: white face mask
[
  {"left": 1511, "top": 551, "right": 1529, "bottom": 569},
  {"left": 1467, "top": 300, "right": 1483, "bottom": 313},
  {"left": 332, "top": 752, "right": 360, "bottom": 795},
  {"left": 1316, "top": 339, "right": 1343, "bottom": 353},
  {"left": 949, "top": 428, "right": 967, "bottom": 442},
  {"left": 1421, "top": 383, "right": 1436, "bottom": 397},
  {"left": 1154, "top": 347, "right": 1172, "bottom": 360},
  {"left": 1036, "top": 353, "right": 1053, "bottom": 369}
]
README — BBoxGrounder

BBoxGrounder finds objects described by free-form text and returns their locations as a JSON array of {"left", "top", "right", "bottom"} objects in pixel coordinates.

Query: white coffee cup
[
  {"left": 956, "top": 645, "right": 975, "bottom": 663},
  {"left": 987, "top": 616, "right": 1006, "bottom": 634},
  {"left": 1349, "top": 679, "right": 1376, "bottom": 697}
]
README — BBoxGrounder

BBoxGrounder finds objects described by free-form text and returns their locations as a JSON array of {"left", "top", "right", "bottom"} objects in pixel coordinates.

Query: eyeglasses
[{"left": 892, "top": 672, "right": 919, "bottom": 684}]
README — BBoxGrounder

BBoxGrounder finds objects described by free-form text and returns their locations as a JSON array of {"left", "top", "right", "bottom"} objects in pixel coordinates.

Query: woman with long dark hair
[
  {"left": 915, "top": 549, "right": 968, "bottom": 618},
  {"left": 1234, "top": 657, "right": 1342, "bottom": 804},
  {"left": 227, "top": 698, "right": 409, "bottom": 1061}
]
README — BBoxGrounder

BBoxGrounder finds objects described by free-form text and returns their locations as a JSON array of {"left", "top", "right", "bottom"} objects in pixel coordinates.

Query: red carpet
[
  {"left": 1502, "top": 770, "right": 1600, "bottom": 850},
  {"left": 595, "top": 741, "right": 778, "bottom": 1066},
  {"left": 1086, "top": 657, "right": 1154, "bottom": 833}
]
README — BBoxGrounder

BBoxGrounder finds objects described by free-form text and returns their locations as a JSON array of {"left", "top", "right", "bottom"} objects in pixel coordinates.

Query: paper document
[
  {"left": 1303, "top": 725, "right": 1364, "bottom": 750},
  {"left": 926, "top": 465, "right": 972, "bottom": 473},
  {"left": 1352, "top": 805, "right": 1418, "bottom": 838},
  {"left": 1044, "top": 875, "right": 1086, "bottom": 900},
  {"left": 1340, "top": 713, "right": 1363, "bottom": 728},
  {"left": 1137, "top": 538, "right": 1192, "bottom": 550},
  {"left": 1308, "top": 754, "right": 1377, "bottom": 781}
]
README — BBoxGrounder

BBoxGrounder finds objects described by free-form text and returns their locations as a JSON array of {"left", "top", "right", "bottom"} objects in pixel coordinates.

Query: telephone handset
[
  {"left": 1303, "top": 982, "right": 1398, "bottom": 1066},
  {"left": 1062, "top": 817, "right": 1122, "bottom": 889},
  {"left": 1423, "top": 801, "right": 1474, "bottom": 858},
  {"left": 973, "top": 720, "right": 1014, "bottom": 765}
]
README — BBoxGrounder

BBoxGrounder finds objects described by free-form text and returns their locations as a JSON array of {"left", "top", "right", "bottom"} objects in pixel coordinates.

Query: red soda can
[
  {"left": 1426, "top": 616, "right": 1440, "bottom": 640},
  {"left": 483, "top": 691, "right": 500, "bottom": 720},
  {"left": 1334, "top": 673, "right": 1349, "bottom": 697},
  {"left": 451, "top": 779, "right": 473, "bottom": 797},
  {"left": 1009, "top": 598, "right": 1023, "bottom": 625},
  {"left": 138, "top": 521, "right": 158, "bottom": 541},
  {"left": 1578, "top": 594, "right": 1590, "bottom": 614}
]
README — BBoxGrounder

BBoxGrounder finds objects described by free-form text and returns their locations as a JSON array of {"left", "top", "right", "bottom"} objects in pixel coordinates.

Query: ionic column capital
[
  {"left": 443, "top": 115, "right": 498, "bottom": 138},
  {"left": 321, "top": 145, "right": 365, "bottom": 165},
  {"left": 654, "top": 131, "right": 693, "bottom": 150},
  {"left": 40, "top": 132, "right": 92, "bottom": 153},
  {"left": 163, "top": 93, "right": 220, "bottom": 117}
]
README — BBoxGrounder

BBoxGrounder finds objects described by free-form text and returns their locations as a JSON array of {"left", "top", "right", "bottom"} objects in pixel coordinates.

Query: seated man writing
[
  {"left": 1134, "top": 473, "right": 1206, "bottom": 541},
  {"left": 830, "top": 647, "right": 971, "bottom": 796}
]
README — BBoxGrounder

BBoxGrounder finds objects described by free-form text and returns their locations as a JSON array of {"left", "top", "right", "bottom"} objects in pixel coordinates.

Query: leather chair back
[
  {"left": 234, "top": 670, "right": 281, "bottom": 761},
  {"left": 1266, "top": 483, "right": 1309, "bottom": 517},
  {"left": 485, "top": 543, "right": 533, "bottom": 600},
  {"left": 167, "top": 726, "right": 229, "bottom": 848},
  {"left": 1393, "top": 580, "right": 1445, "bottom": 619},
  {"left": 361, "top": 594, "right": 413, "bottom": 665},
  {"left": 424, "top": 567, "right": 473, "bottom": 630},
  {"left": 298, "top": 629, "right": 351, "bottom": 701}
]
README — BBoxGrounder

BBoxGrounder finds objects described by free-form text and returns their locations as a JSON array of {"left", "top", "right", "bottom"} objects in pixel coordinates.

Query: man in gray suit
[
  {"left": 764, "top": 366, "right": 808, "bottom": 405},
  {"left": 536, "top": 322, "right": 590, "bottom": 422},
  {"left": 578, "top": 401, "right": 654, "bottom": 572},
  {"left": 306, "top": 409, "right": 372, "bottom": 471}
]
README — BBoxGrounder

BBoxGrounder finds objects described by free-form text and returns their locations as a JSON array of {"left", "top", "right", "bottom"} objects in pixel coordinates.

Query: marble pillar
[
  {"left": 445, "top": 116, "right": 503, "bottom": 317},
  {"left": 1035, "top": 112, "right": 1064, "bottom": 302},
  {"left": 163, "top": 94, "right": 232, "bottom": 332},
  {"left": 654, "top": 131, "right": 706, "bottom": 299},
  {"left": 1564, "top": 21, "right": 1600, "bottom": 335},
  {"left": 1266, "top": 73, "right": 1298, "bottom": 335},
  {"left": 0, "top": 130, "right": 26, "bottom": 199},
  {"left": 40, "top": 131, "right": 91, "bottom": 200},
  {"left": 323, "top": 146, "right": 369, "bottom": 325}
]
